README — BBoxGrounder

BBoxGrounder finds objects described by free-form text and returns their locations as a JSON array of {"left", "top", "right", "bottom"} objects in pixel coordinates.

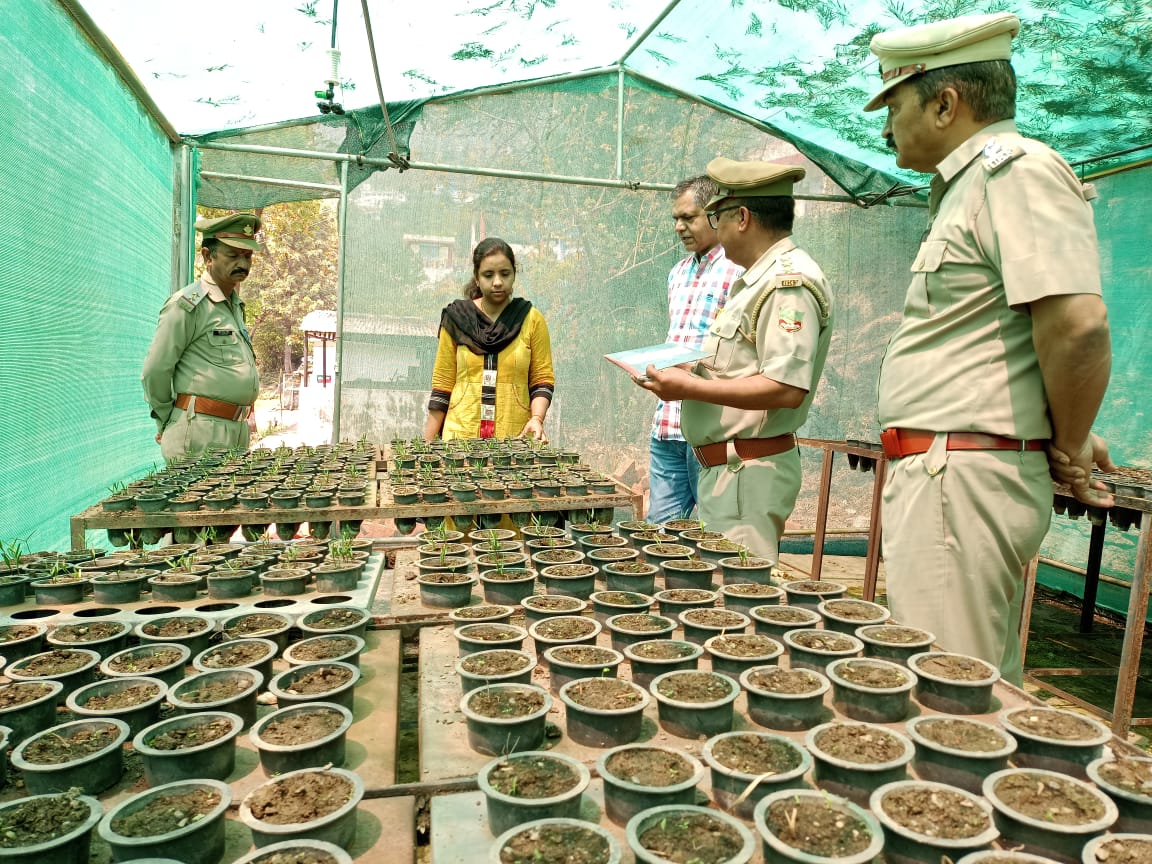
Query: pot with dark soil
[
  {"left": 604, "top": 612, "right": 676, "bottom": 652},
  {"left": 0, "top": 680, "right": 63, "bottom": 745},
  {"left": 135, "top": 615, "right": 215, "bottom": 660},
  {"left": 753, "top": 788, "right": 884, "bottom": 864},
  {"left": 0, "top": 622, "right": 47, "bottom": 662},
  {"left": 558, "top": 677, "right": 649, "bottom": 748},
  {"left": 249, "top": 702, "right": 354, "bottom": 776},
  {"left": 909, "top": 651, "right": 1000, "bottom": 714},
  {"left": 694, "top": 539, "right": 749, "bottom": 566},
  {"left": 816, "top": 598, "right": 890, "bottom": 635},
  {"left": 46, "top": 620, "right": 130, "bottom": 660},
  {"left": 826, "top": 657, "right": 916, "bottom": 724},
  {"left": 260, "top": 568, "right": 311, "bottom": 597},
  {"left": 870, "top": 779, "right": 1000, "bottom": 864},
  {"left": 783, "top": 629, "right": 863, "bottom": 673},
  {"left": 585, "top": 547, "right": 640, "bottom": 579},
  {"left": 30, "top": 573, "right": 92, "bottom": 606},
  {"left": 538, "top": 563, "right": 598, "bottom": 600},
  {"left": 478, "top": 750, "right": 590, "bottom": 836},
  {"left": 718, "top": 555, "right": 776, "bottom": 586},
  {"left": 983, "top": 768, "right": 1117, "bottom": 863},
  {"left": 193, "top": 637, "right": 279, "bottom": 689},
  {"left": 65, "top": 676, "right": 166, "bottom": 736},
  {"left": 702, "top": 731, "right": 811, "bottom": 819},
  {"left": 520, "top": 594, "right": 587, "bottom": 624},
  {"left": 451, "top": 604, "right": 516, "bottom": 625},
  {"left": 596, "top": 744, "right": 706, "bottom": 827},
  {"left": 456, "top": 649, "right": 537, "bottom": 693},
  {"left": 455, "top": 623, "right": 529, "bottom": 658},
  {"left": 626, "top": 804, "right": 754, "bottom": 864},
  {"left": 705, "top": 632, "right": 784, "bottom": 678},
  {"left": 805, "top": 720, "right": 915, "bottom": 806},
  {"left": 232, "top": 838, "right": 354, "bottom": 864},
  {"left": 168, "top": 667, "right": 263, "bottom": 731},
  {"left": 740, "top": 665, "right": 831, "bottom": 731},
  {"left": 101, "top": 643, "right": 190, "bottom": 689},
  {"left": 489, "top": 817, "right": 622, "bottom": 864},
  {"left": 651, "top": 669, "right": 739, "bottom": 739},
  {"left": 624, "top": 639, "right": 703, "bottom": 690},
  {"left": 268, "top": 661, "right": 361, "bottom": 712},
  {"left": 97, "top": 778, "right": 232, "bottom": 864},
  {"left": 750, "top": 605, "right": 822, "bottom": 640},
  {"left": 478, "top": 567, "right": 537, "bottom": 606},
  {"left": 146, "top": 572, "right": 201, "bottom": 602},
  {"left": 206, "top": 568, "right": 255, "bottom": 599},
  {"left": 654, "top": 587, "right": 717, "bottom": 619},
  {"left": 601, "top": 561, "right": 660, "bottom": 594},
  {"left": 780, "top": 579, "right": 848, "bottom": 611},
  {"left": 460, "top": 682, "right": 553, "bottom": 756},
  {"left": 855, "top": 624, "right": 935, "bottom": 667},
  {"left": 999, "top": 706, "right": 1111, "bottom": 779},
  {"left": 639, "top": 542, "right": 694, "bottom": 568},
  {"left": 298, "top": 607, "right": 371, "bottom": 639},
  {"left": 1087, "top": 755, "right": 1152, "bottom": 833},
  {"left": 0, "top": 790, "right": 103, "bottom": 864},
  {"left": 660, "top": 557, "right": 719, "bottom": 591},
  {"left": 528, "top": 614, "right": 601, "bottom": 658},
  {"left": 543, "top": 644, "right": 623, "bottom": 694},
  {"left": 285, "top": 634, "right": 365, "bottom": 668},
  {"left": 417, "top": 568, "right": 478, "bottom": 608},
  {"left": 904, "top": 715, "right": 1016, "bottom": 794},
  {"left": 1082, "top": 834, "right": 1152, "bottom": 864},
  {"left": 222, "top": 612, "right": 294, "bottom": 656},
  {"left": 679, "top": 607, "right": 750, "bottom": 646},
  {"left": 590, "top": 589, "right": 654, "bottom": 624},
  {"left": 719, "top": 582, "right": 784, "bottom": 616},
  {"left": 90, "top": 570, "right": 152, "bottom": 604},
  {"left": 11, "top": 716, "right": 130, "bottom": 795},
  {"left": 239, "top": 767, "right": 364, "bottom": 849},
  {"left": 133, "top": 711, "right": 244, "bottom": 785},
  {"left": 5, "top": 647, "right": 102, "bottom": 698}
]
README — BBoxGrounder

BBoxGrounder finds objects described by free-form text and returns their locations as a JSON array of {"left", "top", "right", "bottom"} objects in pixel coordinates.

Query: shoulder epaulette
[
  {"left": 982, "top": 137, "right": 1023, "bottom": 173},
  {"left": 768, "top": 270, "right": 831, "bottom": 325},
  {"left": 175, "top": 282, "right": 207, "bottom": 313}
]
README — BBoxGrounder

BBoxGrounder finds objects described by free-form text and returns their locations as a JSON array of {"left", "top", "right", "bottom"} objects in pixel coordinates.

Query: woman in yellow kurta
[{"left": 423, "top": 238, "right": 555, "bottom": 442}]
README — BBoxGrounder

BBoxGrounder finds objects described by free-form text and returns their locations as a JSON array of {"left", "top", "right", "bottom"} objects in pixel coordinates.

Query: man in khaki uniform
[
  {"left": 637, "top": 159, "right": 833, "bottom": 563},
  {"left": 142, "top": 213, "right": 263, "bottom": 461},
  {"left": 866, "top": 13, "right": 1114, "bottom": 684}
]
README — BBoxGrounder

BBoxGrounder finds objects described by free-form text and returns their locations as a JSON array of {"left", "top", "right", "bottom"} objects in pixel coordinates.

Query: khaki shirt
[
  {"left": 681, "top": 237, "right": 833, "bottom": 446},
  {"left": 878, "top": 120, "right": 1102, "bottom": 438},
  {"left": 141, "top": 272, "right": 260, "bottom": 432}
]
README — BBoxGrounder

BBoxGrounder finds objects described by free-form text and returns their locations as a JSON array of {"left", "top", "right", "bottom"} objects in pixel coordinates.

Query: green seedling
[{"left": 0, "top": 535, "right": 32, "bottom": 570}]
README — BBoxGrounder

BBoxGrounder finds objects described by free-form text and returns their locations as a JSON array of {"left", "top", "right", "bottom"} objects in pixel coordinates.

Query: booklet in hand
[{"left": 604, "top": 342, "right": 709, "bottom": 380}]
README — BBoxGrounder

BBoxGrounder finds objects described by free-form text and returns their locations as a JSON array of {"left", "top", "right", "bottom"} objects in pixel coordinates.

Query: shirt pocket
[
  {"left": 207, "top": 328, "right": 246, "bottom": 366},
  {"left": 905, "top": 240, "right": 947, "bottom": 318},
  {"left": 702, "top": 311, "right": 743, "bottom": 375}
]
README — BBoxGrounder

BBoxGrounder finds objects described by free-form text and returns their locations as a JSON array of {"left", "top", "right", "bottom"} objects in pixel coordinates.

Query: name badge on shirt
[{"left": 482, "top": 369, "right": 498, "bottom": 387}]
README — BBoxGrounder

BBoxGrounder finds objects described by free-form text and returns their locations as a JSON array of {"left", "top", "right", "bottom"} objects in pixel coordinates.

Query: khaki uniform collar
[
  {"left": 199, "top": 271, "right": 230, "bottom": 303},
  {"left": 741, "top": 236, "right": 797, "bottom": 285},
  {"left": 936, "top": 119, "right": 1019, "bottom": 182}
]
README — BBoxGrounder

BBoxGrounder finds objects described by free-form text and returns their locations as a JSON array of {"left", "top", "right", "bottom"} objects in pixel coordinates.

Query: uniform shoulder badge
[
  {"left": 176, "top": 282, "right": 207, "bottom": 313},
  {"left": 982, "top": 137, "right": 1022, "bottom": 173},
  {"left": 774, "top": 272, "right": 804, "bottom": 289}
]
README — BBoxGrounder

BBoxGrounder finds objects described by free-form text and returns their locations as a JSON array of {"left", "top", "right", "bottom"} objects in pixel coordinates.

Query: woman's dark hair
[{"left": 464, "top": 237, "right": 516, "bottom": 299}]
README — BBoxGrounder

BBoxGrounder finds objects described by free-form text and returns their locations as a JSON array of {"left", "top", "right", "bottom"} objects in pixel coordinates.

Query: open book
[{"left": 604, "top": 342, "right": 709, "bottom": 379}]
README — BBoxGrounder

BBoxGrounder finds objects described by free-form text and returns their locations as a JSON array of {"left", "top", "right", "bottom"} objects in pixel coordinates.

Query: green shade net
[{"left": 1, "top": 0, "right": 174, "bottom": 551}]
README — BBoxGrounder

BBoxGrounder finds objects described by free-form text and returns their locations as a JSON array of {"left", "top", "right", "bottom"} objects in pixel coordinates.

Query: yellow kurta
[{"left": 431, "top": 306, "right": 554, "bottom": 440}]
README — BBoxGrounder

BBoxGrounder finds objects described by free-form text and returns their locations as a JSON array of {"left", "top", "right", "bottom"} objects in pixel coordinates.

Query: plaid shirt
[{"left": 652, "top": 243, "right": 743, "bottom": 440}]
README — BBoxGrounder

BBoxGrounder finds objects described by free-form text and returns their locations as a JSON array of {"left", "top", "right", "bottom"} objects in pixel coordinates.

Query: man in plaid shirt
[{"left": 647, "top": 175, "right": 744, "bottom": 522}]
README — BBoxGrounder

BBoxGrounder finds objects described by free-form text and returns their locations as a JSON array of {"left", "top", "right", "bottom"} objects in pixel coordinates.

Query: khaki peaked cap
[
  {"left": 195, "top": 212, "right": 265, "bottom": 252},
  {"left": 864, "top": 12, "right": 1019, "bottom": 111},
  {"left": 704, "top": 157, "right": 805, "bottom": 209}
]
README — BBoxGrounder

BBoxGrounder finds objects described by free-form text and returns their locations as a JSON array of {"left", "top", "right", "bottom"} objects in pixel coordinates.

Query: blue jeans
[{"left": 647, "top": 437, "right": 701, "bottom": 523}]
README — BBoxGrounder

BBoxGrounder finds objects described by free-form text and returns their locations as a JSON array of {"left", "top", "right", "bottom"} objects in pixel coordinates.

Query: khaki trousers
[
  {"left": 697, "top": 447, "right": 801, "bottom": 566},
  {"left": 881, "top": 434, "right": 1052, "bottom": 685},
  {"left": 160, "top": 407, "right": 250, "bottom": 462}
]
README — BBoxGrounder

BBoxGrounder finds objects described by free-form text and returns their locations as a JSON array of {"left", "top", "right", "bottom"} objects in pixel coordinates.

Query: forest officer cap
[
  {"left": 195, "top": 212, "right": 265, "bottom": 252},
  {"left": 704, "top": 158, "right": 805, "bottom": 209},
  {"left": 864, "top": 12, "right": 1020, "bottom": 111}
]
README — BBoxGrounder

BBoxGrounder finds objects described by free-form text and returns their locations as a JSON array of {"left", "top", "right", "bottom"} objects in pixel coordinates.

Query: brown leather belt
[
  {"left": 174, "top": 393, "right": 252, "bottom": 422},
  {"left": 880, "top": 428, "right": 1047, "bottom": 460},
  {"left": 693, "top": 434, "right": 796, "bottom": 468}
]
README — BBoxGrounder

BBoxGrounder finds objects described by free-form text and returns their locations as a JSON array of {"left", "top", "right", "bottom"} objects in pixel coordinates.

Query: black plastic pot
[
  {"left": 817, "top": 598, "right": 891, "bottom": 635},
  {"left": 459, "top": 682, "right": 552, "bottom": 756},
  {"left": 0, "top": 792, "right": 103, "bottom": 864},
  {"left": 855, "top": 624, "right": 935, "bottom": 667},
  {"left": 750, "top": 605, "right": 822, "bottom": 640},
  {"left": 284, "top": 634, "right": 366, "bottom": 668},
  {"left": 65, "top": 676, "right": 167, "bottom": 737},
  {"left": 193, "top": 637, "right": 278, "bottom": 689},
  {"left": 998, "top": 706, "right": 1111, "bottom": 779},
  {"left": 134, "top": 615, "right": 215, "bottom": 660},
  {"left": 718, "top": 583, "right": 783, "bottom": 616},
  {"left": 826, "top": 657, "right": 916, "bottom": 724},
  {"left": 740, "top": 665, "right": 831, "bottom": 731},
  {"left": 782, "top": 629, "right": 863, "bottom": 673},
  {"left": 478, "top": 750, "right": 590, "bottom": 836},
  {"left": 753, "top": 788, "right": 884, "bottom": 864},
  {"left": 12, "top": 716, "right": 130, "bottom": 795},
  {"left": 909, "top": 651, "right": 1000, "bottom": 715},
  {"left": 623, "top": 639, "right": 702, "bottom": 690},
  {"left": 454, "top": 622, "right": 528, "bottom": 658},
  {"left": 626, "top": 804, "right": 755, "bottom": 864},
  {"left": 133, "top": 711, "right": 244, "bottom": 785},
  {"left": 806, "top": 720, "right": 915, "bottom": 807},
  {"left": 650, "top": 669, "right": 740, "bottom": 738},
  {"left": 702, "top": 731, "right": 810, "bottom": 819},
  {"left": 47, "top": 620, "right": 130, "bottom": 660},
  {"left": 6, "top": 647, "right": 102, "bottom": 698},
  {"left": 248, "top": 701, "right": 354, "bottom": 776},
  {"left": 870, "top": 779, "right": 1000, "bottom": 864},
  {"left": 478, "top": 568, "right": 537, "bottom": 606},
  {"left": 558, "top": 677, "right": 649, "bottom": 747},
  {"left": 168, "top": 668, "right": 263, "bottom": 731},
  {"left": 596, "top": 743, "right": 706, "bottom": 827},
  {"left": 268, "top": 661, "right": 361, "bottom": 712},
  {"left": 298, "top": 607, "right": 371, "bottom": 639},
  {"left": 222, "top": 612, "right": 293, "bottom": 656},
  {"left": 487, "top": 817, "right": 622, "bottom": 864},
  {"left": 543, "top": 644, "right": 623, "bottom": 694},
  {"left": 904, "top": 715, "right": 1016, "bottom": 794},
  {"left": 704, "top": 633, "right": 784, "bottom": 679},
  {"left": 101, "top": 643, "right": 191, "bottom": 690},
  {"left": 238, "top": 767, "right": 364, "bottom": 850},
  {"left": 232, "top": 839, "right": 353, "bottom": 864},
  {"left": 1087, "top": 755, "right": 1152, "bottom": 834},
  {"left": 98, "top": 779, "right": 232, "bottom": 864},
  {"left": 0, "top": 680, "right": 64, "bottom": 745},
  {"left": 455, "top": 649, "right": 537, "bottom": 693}
]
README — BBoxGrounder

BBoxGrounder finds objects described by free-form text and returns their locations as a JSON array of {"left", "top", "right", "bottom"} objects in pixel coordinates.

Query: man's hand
[
  {"left": 632, "top": 364, "right": 695, "bottom": 401},
  {"left": 1048, "top": 432, "right": 1117, "bottom": 507},
  {"left": 155, "top": 432, "right": 162, "bottom": 444}
]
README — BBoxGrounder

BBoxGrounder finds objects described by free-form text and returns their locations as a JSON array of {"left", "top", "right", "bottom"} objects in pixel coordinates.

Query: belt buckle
[{"left": 233, "top": 406, "right": 250, "bottom": 422}]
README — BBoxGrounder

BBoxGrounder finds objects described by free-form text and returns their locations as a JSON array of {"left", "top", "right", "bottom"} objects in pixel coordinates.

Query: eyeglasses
[{"left": 706, "top": 205, "right": 743, "bottom": 229}]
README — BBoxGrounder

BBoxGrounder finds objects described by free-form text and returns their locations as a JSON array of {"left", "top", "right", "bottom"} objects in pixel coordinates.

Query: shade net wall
[
  {"left": 337, "top": 76, "right": 927, "bottom": 535},
  {"left": 0, "top": 1, "right": 174, "bottom": 551}
]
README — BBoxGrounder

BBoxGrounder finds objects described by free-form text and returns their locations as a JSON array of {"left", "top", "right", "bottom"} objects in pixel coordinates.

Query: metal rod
[
  {"left": 359, "top": 0, "right": 401, "bottom": 161},
  {"left": 1080, "top": 520, "right": 1107, "bottom": 633},
  {"left": 1071, "top": 141, "right": 1152, "bottom": 168},
  {"left": 433, "top": 68, "right": 614, "bottom": 104},
  {"left": 199, "top": 171, "right": 342, "bottom": 193},
  {"left": 1037, "top": 555, "right": 1146, "bottom": 593},
  {"left": 332, "top": 161, "right": 349, "bottom": 442},
  {"left": 1113, "top": 512, "right": 1152, "bottom": 736},
  {"left": 617, "top": 0, "right": 685, "bottom": 65},
  {"left": 616, "top": 67, "right": 625, "bottom": 180}
]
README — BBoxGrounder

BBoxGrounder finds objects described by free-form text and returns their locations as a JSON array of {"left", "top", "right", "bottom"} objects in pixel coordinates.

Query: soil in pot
[
  {"left": 560, "top": 678, "right": 648, "bottom": 748},
  {"left": 271, "top": 664, "right": 358, "bottom": 708},
  {"left": 704, "top": 732, "right": 809, "bottom": 818},
  {"left": 625, "top": 639, "right": 702, "bottom": 690},
  {"left": 462, "top": 684, "right": 552, "bottom": 756},
  {"left": 1089, "top": 756, "right": 1152, "bottom": 833},
  {"left": 986, "top": 769, "right": 1117, "bottom": 862},
  {"left": 0, "top": 789, "right": 101, "bottom": 859},
  {"left": 808, "top": 721, "right": 914, "bottom": 806},
  {"left": 872, "top": 781, "right": 998, "bottom": 861},
  {"left": 251, "top": 704, "right": 352, "bottom": 775},
  {"left": 460, "top": 650, "right": 533, "bottom": 677},
  {"left": 906, "top": 716, "right": 1016, "bottom": 794},
  {"left": 451, "top": 604, "right": 515, "bottom": 623},
  {"left": 286, "top": 635, "right": 363, "bottom": 665},
  {"left": 629, "top": 805, "right": 752, "bottom": 864},
  {"left": 757, "top": 791, "right": 881, "bottom": 861},
  {"left": 481, "top": 752, "right": 588, "bottom": 836},
  {"left": 706, "top": 633, "right": 783, "bottom": 678},
  {"left": 224, "top": 612, "right": 292, "bottom": 644},
  {"left": 135, "top": 713, "right": 243, "bottom": 785},
  {"left": 828, "top": 658, "right": 915, "bottom": 724},
  {"left": 652, "top": 670, "right": 739, "bottom": 739},
  {"left": 108, "top": 785, "right": 225, "bottom": 850},
  {"left": 911, "top": 651, "right": 999, "bottom": 714},
  {"left": 299, "top": 608, "right": 370, "bottom": 637},
  {"left": 1084, "top": 836, "right": 1152, "bottom": 864},
  {"left": 13, "top": 717, "right": 129, "bottom": 795},
  {"left": 492, "top": 818, "right": 618, "bottom": 864},
  {"left": 857, "top": 624, "right": 935, "bottom": 666},
  {"left": 47, "top": 621, "right": 129, "bottom": 658},
  {"left": 598, "top": 745, "right": 705, "bottom": 828},
  {"left": 242, "top": 768, "right": 360, "bottom": 848},
  {"left": 456, "top": 624, "right": 528, "bottom": 657},
  {"left": 1000, "top": 707, "right": 1110, "bottom": 778},
  {"left": 545, "top": 645, "right": 622, "bottom": 694},
  {"left": 719, "top": 583, "right": 783, "bottom": 615},
  {"left": 781, "top": 579, "right": 848, "bottom": 609}
]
